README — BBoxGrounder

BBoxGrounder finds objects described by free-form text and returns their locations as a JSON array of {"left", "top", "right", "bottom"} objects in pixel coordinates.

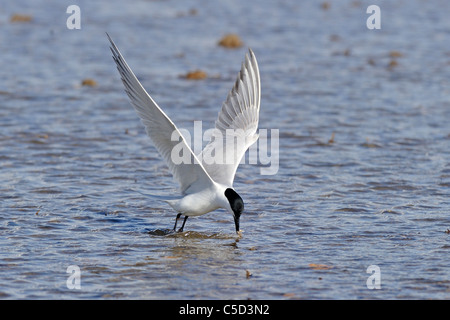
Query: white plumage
[{"left": 107, "top": 33, "right": 260, "bottom": 233}]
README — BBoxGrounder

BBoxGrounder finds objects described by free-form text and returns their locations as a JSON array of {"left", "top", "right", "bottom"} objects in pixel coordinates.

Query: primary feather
[
  {"left": 200, "top": 49, "right": 261, "bottom": 187},
  {"left": 107, "top": 33, "right": 214, "bottom": 195}
]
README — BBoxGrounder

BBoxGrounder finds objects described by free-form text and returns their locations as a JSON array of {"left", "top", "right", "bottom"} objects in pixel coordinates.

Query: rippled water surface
[{"left": 1, "top": 0, "right": 450, "bottom": 299}]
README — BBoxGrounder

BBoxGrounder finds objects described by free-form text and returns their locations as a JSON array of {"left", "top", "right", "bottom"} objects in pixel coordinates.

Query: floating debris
[
  {"left": 328, "top": 132, "right": 335, "bottom": 144},
  {"left": 388, "top": 59, "right": 399, "bottom": 69},
  {"left": 81, "top": 78, "right": 97, "bottom": 86},
  {"left": 35, "top": 133, "right": 49, "bottom": 139},
  {"left": 321, "top": 2, "right": 330, "bottom": 10},
  {"left": 10, "top": 14, "right": 33, "bottom": 23},
  {"left": 183, "top": 70, "right": 207, "bottom": 80},
  {"left": 309, "top": 263, "right": 332, "bottom": 270},
  {"left": 362, "top": 138, "right": 381, "bottom": 148},
  {"left": 218, "top": 34, "right": 243, "bottom": 49},
  {"left": 245, "top": 270, "right": 252, "bottom": 278},
  {"left": 176, "top": 8, "right": 198, "bottom": 17},
  {"left": 389, "top": 51, "right": 403, "bottom": 58},
  {"left": 332, "top": 48, "right": 351, "bottom": 56},
  {"left": 329, "top": 34, "right": 341, "bottom": 42}
]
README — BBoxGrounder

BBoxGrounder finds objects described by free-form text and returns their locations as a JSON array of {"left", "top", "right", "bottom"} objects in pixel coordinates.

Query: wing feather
[
  {"left": 200, "top": 49, "right": 261, "bottom": 187},
  {"left": 107, "top": 33, "right": 214, "bottom": 195}
]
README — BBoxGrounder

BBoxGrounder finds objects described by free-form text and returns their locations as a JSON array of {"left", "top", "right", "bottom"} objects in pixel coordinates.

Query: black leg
[
  {"left": 173, "top": 213, "right": 182, "bottom": 231},
  {"left": 178, "top": 216, "right": 188, "bottom": 232}
]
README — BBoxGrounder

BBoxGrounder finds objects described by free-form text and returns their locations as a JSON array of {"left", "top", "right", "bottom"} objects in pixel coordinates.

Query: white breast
[{"left": 165, "top": 183, "right": 230, "bottom": 216}]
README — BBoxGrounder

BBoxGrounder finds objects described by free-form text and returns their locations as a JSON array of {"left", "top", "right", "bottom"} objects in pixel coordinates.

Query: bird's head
[{"left": 224, "top": 188, "right": 244, "bottom": 233}]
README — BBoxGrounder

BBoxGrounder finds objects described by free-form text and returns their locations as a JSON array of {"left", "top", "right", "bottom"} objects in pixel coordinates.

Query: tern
[{"left": 107, "top": 33, "right": 260, "bottom": 234}]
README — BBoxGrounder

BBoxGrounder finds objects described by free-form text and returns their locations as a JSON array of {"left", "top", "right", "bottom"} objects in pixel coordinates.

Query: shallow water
[{"left": 1, "top": 0, "right": 450, "bottom": 299}]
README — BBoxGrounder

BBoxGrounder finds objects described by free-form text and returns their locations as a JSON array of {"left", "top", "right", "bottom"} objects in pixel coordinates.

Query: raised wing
[
  {"left": 199, "top": 49, "right": 261, "bottom": 187},
  {"left": 107, "top": 33, "right": 214, "bottom": 195}
]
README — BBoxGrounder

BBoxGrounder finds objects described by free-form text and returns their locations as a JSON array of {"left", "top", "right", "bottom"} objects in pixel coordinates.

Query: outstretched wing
[
  {"left": 107, "top": 33, "right": 214, "bottom": 195},
  {"left": 199, "top": 49, "right": 261, "bottom": 187}
]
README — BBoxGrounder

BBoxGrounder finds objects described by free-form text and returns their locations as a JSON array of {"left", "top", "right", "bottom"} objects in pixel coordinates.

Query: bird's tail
[{"left": 164, "top": 199, "right": 180, "bottom": 211}]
